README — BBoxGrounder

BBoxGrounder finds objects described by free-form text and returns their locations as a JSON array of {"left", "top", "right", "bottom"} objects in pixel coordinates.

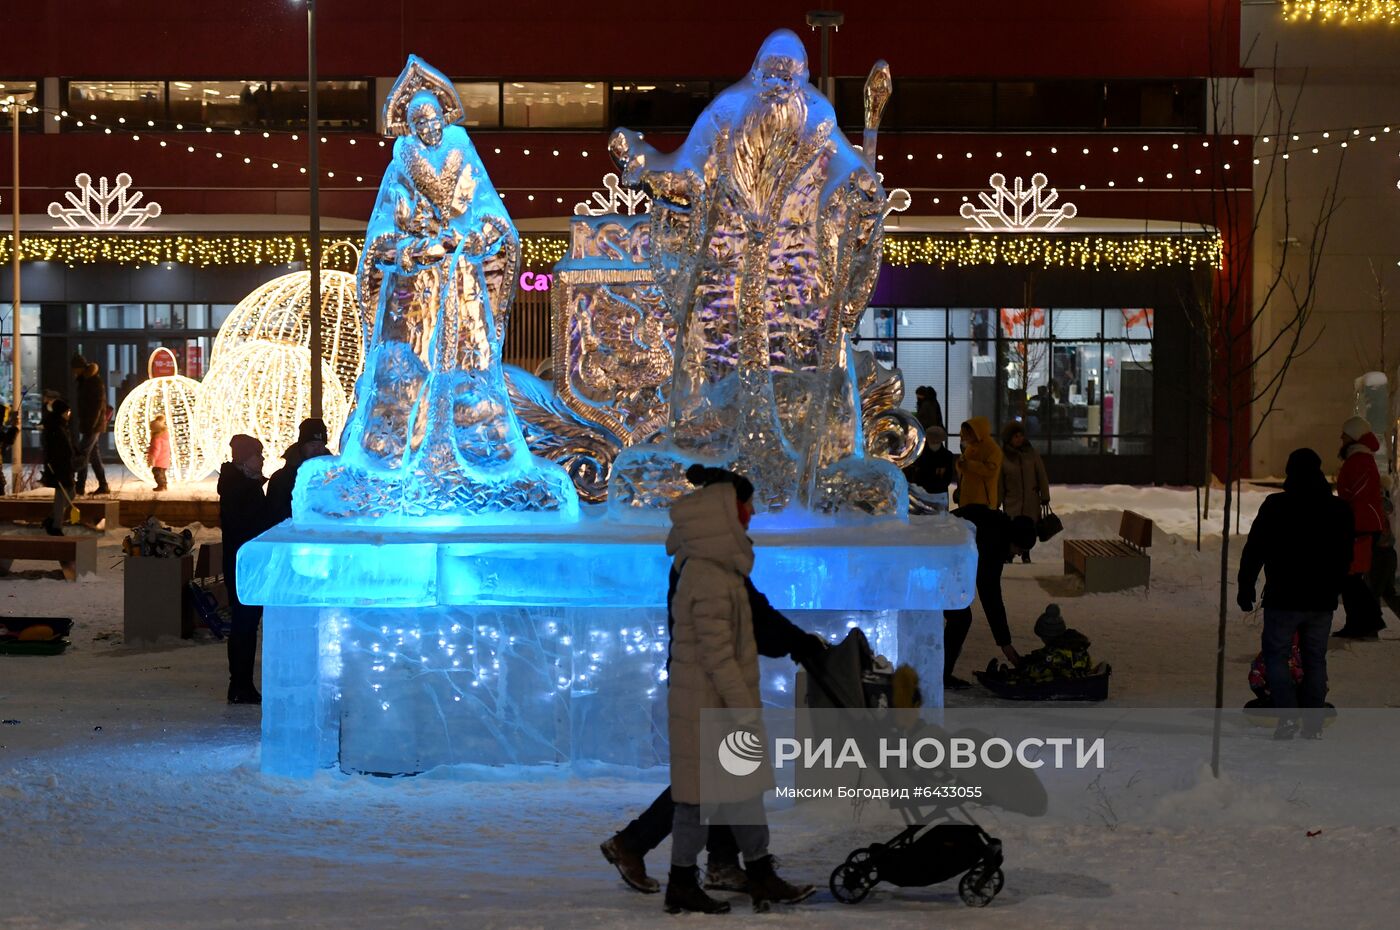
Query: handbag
[{"left": 1036, "top": 504, "right": 1064, "bottom": 542}]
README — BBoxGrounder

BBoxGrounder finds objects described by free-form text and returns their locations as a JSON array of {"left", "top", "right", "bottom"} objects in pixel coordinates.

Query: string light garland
[
  {"left": 113, "top": 347, "right": 212, "bottom": 487},
  {"left": 0, "top": 234, "right": 358, "bottom": 269},
  {"left": 1282, "top": 1, "right": 1400, "bottom": 24},
  {"left": 881, "top": 234, "right": 1224, "bottom": 272}
]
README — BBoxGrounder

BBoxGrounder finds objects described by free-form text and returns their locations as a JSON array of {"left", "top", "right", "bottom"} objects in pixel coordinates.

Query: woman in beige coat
[{"left": 664, "top": 465, "right": 813, "bottom": 914}]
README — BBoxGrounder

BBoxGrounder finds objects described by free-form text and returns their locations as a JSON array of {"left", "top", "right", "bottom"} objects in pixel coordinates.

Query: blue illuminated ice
[
  {"left": 294, "top": 56, "right": 577, "bottom": 528},
  {"left": 243, "top": 510, "right": 975, "bottom": 776}
]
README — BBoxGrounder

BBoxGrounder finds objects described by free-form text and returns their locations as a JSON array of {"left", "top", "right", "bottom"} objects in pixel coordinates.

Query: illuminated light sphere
[
  {"left": 114, "top": 347, "right": 211, "bottom": 486},
  {"left": 212, "top": 268, "right": 364, "bottom": 400},
  {"left": 197, "top": 339, "right": 349, "bottom": 477}
]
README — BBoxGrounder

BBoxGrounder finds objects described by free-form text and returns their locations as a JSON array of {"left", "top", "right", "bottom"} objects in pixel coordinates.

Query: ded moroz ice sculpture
[
  {"left": 294, "top": 56, "right": 578, "bottom": 526},
  {"left": 605, "top": 29, "right": 908, "bottom": 517}
]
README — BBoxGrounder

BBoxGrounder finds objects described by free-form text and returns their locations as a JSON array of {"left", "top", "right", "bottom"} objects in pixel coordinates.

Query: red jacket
[{"left": 1337, "top": 432, "right": 1384, "bottom": 573}]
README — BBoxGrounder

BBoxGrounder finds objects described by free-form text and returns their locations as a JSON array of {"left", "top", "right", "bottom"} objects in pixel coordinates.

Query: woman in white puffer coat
[{"left": 663, "top": 464, "right": 814, "bottom": 914}]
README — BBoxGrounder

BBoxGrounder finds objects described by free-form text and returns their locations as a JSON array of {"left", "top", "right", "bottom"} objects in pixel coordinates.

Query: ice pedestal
[{"left": 241, "top": 510, "right": 975, "bottom": 777}]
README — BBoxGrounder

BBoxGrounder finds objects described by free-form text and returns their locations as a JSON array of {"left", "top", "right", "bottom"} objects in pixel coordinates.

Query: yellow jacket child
[{"left": 955, "top": 416, "right": 1002, "bottom": 508}]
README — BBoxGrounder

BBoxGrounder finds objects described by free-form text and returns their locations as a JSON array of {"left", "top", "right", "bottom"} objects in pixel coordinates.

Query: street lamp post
[
  {"left": 805, "top": 10, "right": 844, "bottom": 103},
  {"left": 305, "top": 0, "right": 323, "bottom": 419},
  {"left": 8, "top": 96, "right": 21, "bottom": 492}
]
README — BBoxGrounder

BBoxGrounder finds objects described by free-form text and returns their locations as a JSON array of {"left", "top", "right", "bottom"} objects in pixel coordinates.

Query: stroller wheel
[
  {"left": 830, "top": 862, "right": 875, "bottom": 904},
  {"left": 958, "top": 864, "right": 1004, "bottom": 907}
]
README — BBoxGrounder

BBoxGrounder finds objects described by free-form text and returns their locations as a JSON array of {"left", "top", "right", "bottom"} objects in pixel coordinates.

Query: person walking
[
  {"left": 218, "top": 435, "right": 278, "bottom": 705},
  {"left": 1334, "top": 416, "right": 1386, "bottom": 638},
  {"left": 662, "top": 466, "right": 814, "bottom": 914},
  {"left": 943, "top": 502, "right": 1021, "bottom": 689},
  {"left": 146, "top": 414, "right": 171, "bottom": 492},
  {"left": 40, "top": 399, "right": 77, "bottom": 537},
  {"left": 602, "top": 466, "right": 827, "bottom": 897},
  {"left": 1237, "top": 448, "right": 1353, "bottom": 738},
  {"left": 71, "top": 355, "right": 110, "bottom": 496},
  {"left": 954, "top": 416, "right": 1001, "bottom": 508},
  {"left": 266, "top": 418, "right": 331, "bottom": 523},
  {"left": 1000, "top": 420, "right": 1050, "bottom": 562}
]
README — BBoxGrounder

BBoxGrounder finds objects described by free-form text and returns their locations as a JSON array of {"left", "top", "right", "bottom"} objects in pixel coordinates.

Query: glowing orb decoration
[
  {"left": 197, "top": 339, "right": 349, "bottom": 477},
  {"left": 113, "top": 347, "right": 211, "bottom": 486},
  {"left": 213, "top": 269, "right": 364, "bottom": 399}
]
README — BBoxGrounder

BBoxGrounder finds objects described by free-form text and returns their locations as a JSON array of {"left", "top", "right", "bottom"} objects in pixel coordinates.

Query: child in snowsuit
[
  {"left": 1001, "top": 605, "right": 1094, "bottom": 684},
  {"left": 147, "top": 414, "right": 171, "bottom": 491}
]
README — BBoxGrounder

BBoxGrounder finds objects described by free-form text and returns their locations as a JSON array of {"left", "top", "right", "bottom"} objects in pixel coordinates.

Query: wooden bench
[
  {"left": 120, "top": 498, "right": 221, "bottom": 529},
  {"left": 0, "top": 498, "right": 121, "bottom": 530},
  {"left": 0, "top": 535, "right": 99, "bottom": 581},
  {"left": 1063, "top": 510, "right": 1153, "bottom": 593}
]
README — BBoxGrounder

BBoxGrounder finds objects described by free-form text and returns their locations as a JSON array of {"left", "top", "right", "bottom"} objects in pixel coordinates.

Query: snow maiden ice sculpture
[
  {"left": 606, "top": 30, "right": 909, "bottom": 517},
  {"left": 295, "top": 57, "right": 578, "bottom": 526}
]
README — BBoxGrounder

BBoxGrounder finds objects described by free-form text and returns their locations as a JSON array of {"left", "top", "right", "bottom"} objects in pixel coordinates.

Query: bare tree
[{"left": 1193, "top": 22, "right": 1346, "bottom": 776}]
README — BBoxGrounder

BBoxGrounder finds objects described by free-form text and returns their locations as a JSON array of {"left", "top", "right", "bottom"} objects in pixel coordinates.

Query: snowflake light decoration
[
  {"left": 47, "top": 173, "right": 162, "bottom": 230},
  {"left": 960, "top": 172, "right": 1077, "bottom": 231},
  {"left": 114, "top": 348, "right": 211, "bottom": 487},
  {"left": 573, "top": 172, "right": 651, "bottom": 216}
]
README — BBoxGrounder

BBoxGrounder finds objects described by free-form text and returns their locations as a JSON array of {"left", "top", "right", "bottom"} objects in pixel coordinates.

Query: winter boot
[
  {"left": 227, "top": 633, "right": 262, "bottom": 704},
  {"left": 664, "top": 866, "right": 731, "bottom": 914},
  {"left": 745, "top": 855, "right": 815, "bottom": 912},
  {"left": 601, "top": 834, "right": 659, "bottom": 893},
  {"left": 703, "top": 858, "right": 749, "bottom": 893},
  {"left": 42, "top": 517, "right": 64, "bottom": 537}
]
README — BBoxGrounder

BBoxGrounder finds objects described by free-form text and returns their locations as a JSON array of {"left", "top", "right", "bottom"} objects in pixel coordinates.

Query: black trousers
[
  {"left": 1341, "top": 572, "right": 1384, "bottom": 634},
  {"left": 942, "top": 553, "right": 1011, "bottom": 677},
  {"left": 616, "top": 786, "right": 741, "bottom": 863}
]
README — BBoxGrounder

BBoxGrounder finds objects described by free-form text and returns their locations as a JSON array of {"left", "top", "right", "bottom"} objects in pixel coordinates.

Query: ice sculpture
[
  {"left": 241, "top": 513, "right": 976, "bottom": 776},
  {"left": 294, "top": 56, "right": 578, "bottom": 526},
  {"left": 603, "top": 30, "right": 909, "bottom": 517}
]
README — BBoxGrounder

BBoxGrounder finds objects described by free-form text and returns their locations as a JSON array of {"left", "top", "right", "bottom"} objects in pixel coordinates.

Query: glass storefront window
[
  {"left": 861, "top": 305, "right": 1154, "bottom": 458},
  {"left": 503, "top": 81, "right": 605, "bottom": 128},
  {"left": 146, "top": 304, "right": 185, "bottom": 330},
  {"left": 66, "top": 81, "right": 165, "bottom": 126},
  {"left": 185, "top": 305, "right": 210, "bottom": 329},
  {"left": 169, "top": 80, "right": 262, "bottom": 128},
  {"left": 95, "top": 304, "right": 144, "bottom": 329},
  {"left": 452, "top": 82, "right": 501, "bottom": 127}
]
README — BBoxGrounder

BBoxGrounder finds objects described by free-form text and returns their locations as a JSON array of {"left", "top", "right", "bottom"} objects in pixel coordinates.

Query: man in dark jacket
[
  {"left": 266, "top": 417, "right": 330, "bottom": 523},
  {"left": 1238, "top": 447, "right": 1354, "bottom": 738},
  {"left": 71, "top": 355, "right": 110, "bottom": 496},
  {"left": 218, "top": 434, "right": 279, "bottom": 705},
  {"left": 943, "top": 503, "right": 1021, "bottom": 688},
  {"left": 40, "top": 400, "right": 77, "bottom": 536}
]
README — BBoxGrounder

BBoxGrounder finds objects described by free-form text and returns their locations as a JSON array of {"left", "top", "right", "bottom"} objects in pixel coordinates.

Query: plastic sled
[
  {"left": 0, "top": 617, "right": 74, "bottom": 656},
  {"left": 975, "top": 662, "right": 1112, "bottom": 701}
]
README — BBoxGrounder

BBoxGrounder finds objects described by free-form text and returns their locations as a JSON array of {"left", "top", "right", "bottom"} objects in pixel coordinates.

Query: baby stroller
[{"left": 803, "top": 630, "right": 1044, "bottom": 907}]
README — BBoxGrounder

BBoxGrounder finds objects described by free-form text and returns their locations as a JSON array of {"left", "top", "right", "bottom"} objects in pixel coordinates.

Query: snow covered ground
[{"left": 3, "top": 485, "right": 1398, "bottom": 928}]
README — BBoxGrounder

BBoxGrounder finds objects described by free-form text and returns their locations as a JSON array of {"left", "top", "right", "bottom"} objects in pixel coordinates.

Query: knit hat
[
  {"left": 70, "top": 353, "right": 88, "bottom": 370},
  {"left": 1034, "top": 604, "right": 1065, "bottom": 643},
  {"left": 50, "top": 399, "right": 70, "bottom": 417},
  {"left": 229, "top": 434, "right": 263, "bottom": 462},
  {"left": 1342, "top": 415, "right": 1372, "bottom": 442},
  {"left": 685, "top": 463, "right": 755, "bottom": 503},
  {"left": 926, "top": 425, "right": 947, "bottom": 444},
  {"left": 297, "top": 417, "right": 329, "bottom": 444},
  {"left": 1283, "top": 447, "right": 1327, "bottom": 494}
]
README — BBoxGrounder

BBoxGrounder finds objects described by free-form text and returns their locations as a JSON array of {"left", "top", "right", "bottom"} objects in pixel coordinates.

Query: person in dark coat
[
  {"left": 40, "top": 399, "right": 77, "bottom": 536},
  {"left": 218, "top": 434, "right": 279, "bottom": 705},
  {"left": 1238, "top": 447, "right": 1354, "bottom": 739},
  {"left": 904, "top": 424, "right": 956, "bottom": 502},
  {"left": 943, "top": 503, "right": 1021, "bottom": 689},
  {"left": 71, "top": 355, "right": 110, "bottom": 496},
  {"left": 601, "top": 465, "right": 825, "bottom": 902},
  {"left": 266, "top": 417, "right": 331, "bottom": 523}
]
